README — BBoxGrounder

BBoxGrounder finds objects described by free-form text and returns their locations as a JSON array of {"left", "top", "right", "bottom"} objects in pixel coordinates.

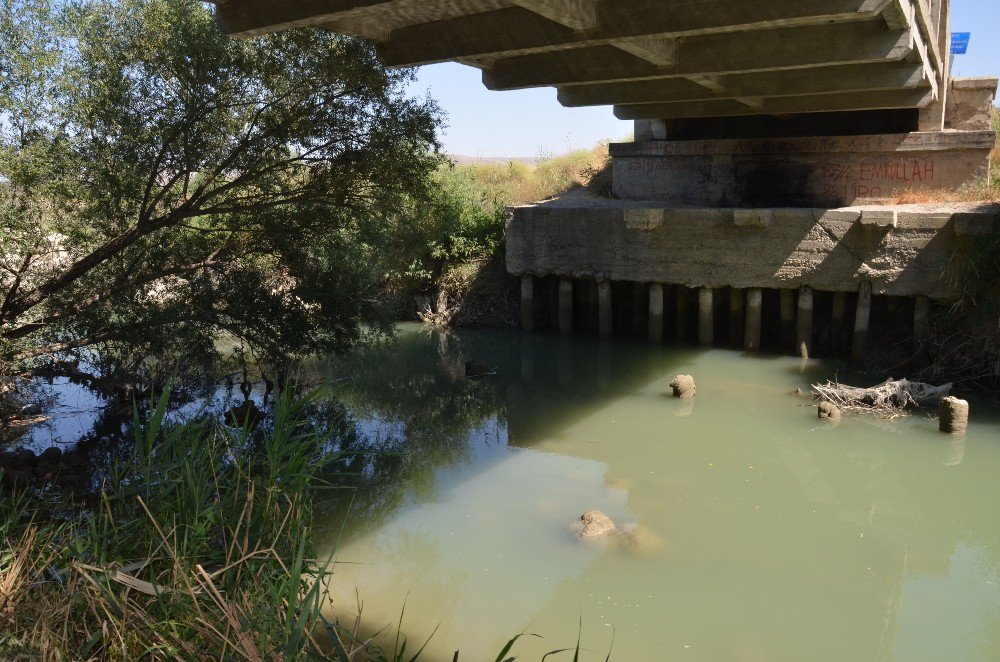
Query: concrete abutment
[{"left": 505, "top": 74, "right": 996, "bottom": 361}]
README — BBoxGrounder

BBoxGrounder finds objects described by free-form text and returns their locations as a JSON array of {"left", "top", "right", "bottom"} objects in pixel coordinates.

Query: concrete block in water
[
  {"left": 818, "top": 401, "right": 842, "bottom": 420},
  {"left": 939, "top": 396, "right": 970, "bottom": 434},
  {"left": 577, "top": 510, "right": 616, "bottom": 539},
  {"left": 670, "top": 374, "right": 697, "bottom": 399}
]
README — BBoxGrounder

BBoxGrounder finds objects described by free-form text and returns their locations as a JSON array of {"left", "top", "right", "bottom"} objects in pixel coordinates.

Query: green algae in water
[{"left": 318, "top": 326, "right": 1000, "bottom": 661}]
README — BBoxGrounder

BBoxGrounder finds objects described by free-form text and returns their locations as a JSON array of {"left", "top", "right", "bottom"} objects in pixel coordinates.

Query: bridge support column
[
  {"left": 598, "top": 279, "right": 613, "bottom": 338},
  {"left": 649, "top": 283, "right": 664, "bottom": 343},
  {"left": 780, "top": 289, "right": 795, "bottom": 350},
  {"left": 914, "top": 296, "right": 931, "bottom": 349},
  {"left": 729, "top": 288, "right": 744, "bottom": 347},
  {"left": 832, "top": 291, "right": 848, "bottom": 355},
  {"left": 852, "top": 281, "right": 873, "bottom": 363},
  {"left": 559, "top": 277, "right": 573, "bottom": 335},
  {"left": 676, "top": 286, "right": 690, "bottom": 343},
  {"left": 631, "top": 282, "right": 646, "bottom": 337},
  {"left": 745, "top": 288, "right": 762, "bottom": 352},
  {"left": 520, "top": 275, "right": 534, "bottom": 331},
  {"left": 797, "top": 286, "right": 814, "bottom": 359},
  {"left": 699, "top": 287, "right": 714, "bottom": 347}
]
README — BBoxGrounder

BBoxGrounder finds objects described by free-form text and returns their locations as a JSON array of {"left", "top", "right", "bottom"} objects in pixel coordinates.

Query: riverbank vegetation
[
  {"left": 0, "top": 0, "right": 442, "bottom": 393},
  {"left": 408, "top": 144, "right": 612, "bottom": 327},
  {"left": 0, "top": 388, "right": 353, "bottom": 659}
]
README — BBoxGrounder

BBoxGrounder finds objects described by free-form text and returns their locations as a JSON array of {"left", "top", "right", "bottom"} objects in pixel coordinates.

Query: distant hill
[{"left": 447, "top": 154, "right": 538, "bottom": 167}]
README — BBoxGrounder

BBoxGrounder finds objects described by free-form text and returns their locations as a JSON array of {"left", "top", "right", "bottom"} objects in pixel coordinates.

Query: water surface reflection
[{"left": 319, "top": 325, "right": 1000, "bottom": 661}]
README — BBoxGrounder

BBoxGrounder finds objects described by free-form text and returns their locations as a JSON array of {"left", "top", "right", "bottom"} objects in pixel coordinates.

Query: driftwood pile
[{"left": 811, "top": 378, "right": 952, "bottom": 418}]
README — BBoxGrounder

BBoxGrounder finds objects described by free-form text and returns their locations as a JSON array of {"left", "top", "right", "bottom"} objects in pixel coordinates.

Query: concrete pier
[
  {"left": 649, "top": 283, "right": 664, "bottom": 343},
  {"left": 520, "top": 275, "right": 534, "bottom": 332},
  {"left": 729, "top": 288, "right": 744, "bottom": 348},
  {"left": 780, "top": 289, "right": 795, "bottom": 350},
  {"left": 598, "top": 279, "right": 613, "bottom": 338},
  {"left": 559, "top": 277, "right": 573, "bottom": 335},
  {"left": 852, "top": 281, "right": 873, "bottom": 363},
  {"left": 745, "top": 288, "right": 763, "bottom": 352},
  {"left": 699, "top": 287, "right": 714, "bottom": 347},
  {"left": 831, "top": 291, "right": 848, "bottom": 355},
  {"left": 914, "top": 296, "right": 931, "bottom": 349},
  {"left": 631, "top": 282, "right": 646, "bottom": 337},
  {"left": 797, "top": 286, "right": 814, "bottom": 359},
  {"left": 676, "top": 286, "right": 690, "bottom": 343}
]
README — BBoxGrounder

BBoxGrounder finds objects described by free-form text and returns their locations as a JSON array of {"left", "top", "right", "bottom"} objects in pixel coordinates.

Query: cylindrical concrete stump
[
  {"left": 558, "top": 277, "right": 573, "bottom": 335},
  {"left": 780, "top": 289, "right": 795, "bottom": 350},
  {"left": 818, "top": 401, "right": 842, "bottom": 421},
  {"left": 831, "top": 291, "right": 848, "bottom": 355},
  {"left": 698, "top": 287, "right": 714, "bottom": 347},
  {"left": 520, "top": 275, "right": 535, "bottom": 332},
  {"left": 852, "top": 281, "right": 872, "bottom": 363},
  {"left": 649, "top": 283, "right": 664, "bottom": 343},
  {"left": 939, "top": 396, "right": 970, "bottom": 434},
  {"left": 669, "top": 374, "right": 696, "bottom": 399},
  {"left": 729, "top": 288, "right": 744, "bottom": 348},
  {"left": 744, "top": 288, "right": 763, "bottom": 352},
  {"left": 598, "top": 280, "right": 612, "bottom": 338},
  {"left": 914, "top": 296, "right": 931, "bottom": 349},
  {"left": 797, "top": 286, "right": 814, "bottom": 359},
  {"left": 558, "top": 336, "right": 572, "bottom": 385},
  {"left": 676, "top": 286, "right": 690, "bottom": 343},
  {"left": 598, "top": 340, "right": 610, "bottom": 387}
]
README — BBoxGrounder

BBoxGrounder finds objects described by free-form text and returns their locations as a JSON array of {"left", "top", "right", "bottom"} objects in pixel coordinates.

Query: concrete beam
[
  {"left": 213, "top": 0, "right": 394, "bottom": 37},
  {"left": 511, "top": 0, "right": 598, "bottom": 31},
  {"left": 484, "top": 21, "right": 913, "bottom": 90},
  {"left": 614, "top": 89, "right": 934, "bottom": 119},
  {"left": 376, "top": 0, "right": 887, "bottom": 68},
  {"left": 612, "top": 36, "right": 676, "bottom": 67},
  {"left": 558, "top": 62, "right": 928, "bottom": 107}
]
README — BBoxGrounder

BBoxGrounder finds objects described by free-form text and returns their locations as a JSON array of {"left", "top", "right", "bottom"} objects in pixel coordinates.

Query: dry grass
[
  {"left": 450, "top": 141, "right": 612, "bottom": 208},
  {"left": 884, "top": 107, "right": 1000, "bottom": 205}
]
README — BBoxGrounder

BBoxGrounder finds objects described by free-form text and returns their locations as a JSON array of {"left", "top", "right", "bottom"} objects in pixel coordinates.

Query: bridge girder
[{"left": 210, "top": 0, "right": 949, "bottom": 121}]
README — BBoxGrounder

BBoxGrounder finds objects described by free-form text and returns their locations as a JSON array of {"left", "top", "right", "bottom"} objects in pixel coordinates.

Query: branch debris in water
[{"left": 811, "top": 378, "right": 952, "bottom": 418}]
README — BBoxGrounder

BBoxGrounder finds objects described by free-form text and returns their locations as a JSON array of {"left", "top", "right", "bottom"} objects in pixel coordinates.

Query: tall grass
[{"left": 0, "top": 387, "right": 349, "bottom": 659}]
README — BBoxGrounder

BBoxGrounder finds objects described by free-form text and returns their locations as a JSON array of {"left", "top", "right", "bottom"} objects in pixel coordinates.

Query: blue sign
[{"left": 951, "top": 32, "right": 971, "bottom": 55}]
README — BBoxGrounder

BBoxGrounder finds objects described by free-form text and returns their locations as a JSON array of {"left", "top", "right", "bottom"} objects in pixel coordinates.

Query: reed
[{"left": 0, "top": 386, "right": 350, "bottom": 659}]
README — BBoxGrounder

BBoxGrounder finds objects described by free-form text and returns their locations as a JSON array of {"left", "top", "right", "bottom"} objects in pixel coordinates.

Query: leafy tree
[{"left": 0, "top": 0, "right": 442, "bottom": 386}]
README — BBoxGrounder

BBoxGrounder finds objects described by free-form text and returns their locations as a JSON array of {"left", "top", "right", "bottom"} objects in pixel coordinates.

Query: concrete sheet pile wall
[{"left": 507, "top": 204, "right": 998, "bottom": 300}]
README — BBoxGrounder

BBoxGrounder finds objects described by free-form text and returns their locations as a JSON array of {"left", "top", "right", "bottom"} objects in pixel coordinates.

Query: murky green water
[{"left": 317, "top": 325, "right": 1000, "bottom": 661}]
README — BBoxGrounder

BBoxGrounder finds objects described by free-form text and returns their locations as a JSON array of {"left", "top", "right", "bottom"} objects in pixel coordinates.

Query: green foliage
[
  {"left": 384, "top": 145, "right": 611, "bottom": 299},
  {"left": 0, "top": 0, "right": 442, "bottom": 381}
]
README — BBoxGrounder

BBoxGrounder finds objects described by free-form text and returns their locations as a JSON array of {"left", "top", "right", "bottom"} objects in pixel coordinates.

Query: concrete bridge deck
[{"left": 212, "top": 0, "right": 950, "bottom": 123}]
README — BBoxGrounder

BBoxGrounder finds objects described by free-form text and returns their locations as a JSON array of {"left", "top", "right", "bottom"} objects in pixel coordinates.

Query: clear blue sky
[{"left": 409, "top": 0, "right": 1000, "bottom": 157}]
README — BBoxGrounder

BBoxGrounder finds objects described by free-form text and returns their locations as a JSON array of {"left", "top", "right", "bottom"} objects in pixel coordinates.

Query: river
[
  {"left": 12, "top": 323, "right": 1000, "bottom": 660},
  {"left": 316, "top": 324, "right": 1000, "bottom": 661}
]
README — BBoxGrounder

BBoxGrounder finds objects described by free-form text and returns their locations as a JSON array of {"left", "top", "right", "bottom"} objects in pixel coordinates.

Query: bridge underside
[
  {"left": 212, "top": 1, "right": 998, "bottom": 361},
  {"left": 213, "top": 0, "right": 950, "bottom": 126}
]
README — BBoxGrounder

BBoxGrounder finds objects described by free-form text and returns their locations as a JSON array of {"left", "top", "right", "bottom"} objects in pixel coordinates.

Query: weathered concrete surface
[
  {"left": 611, "top": 132, "right": 995, "bottom": 207},
  {"left": 506, "top": 202, "right": 1000, "bottom": 300},
  {"left": 211, "top": 0, "right": 947, "bottom": 121},
  {"left": 946, "top": 78, "right": 999, "bottom": 131}
]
